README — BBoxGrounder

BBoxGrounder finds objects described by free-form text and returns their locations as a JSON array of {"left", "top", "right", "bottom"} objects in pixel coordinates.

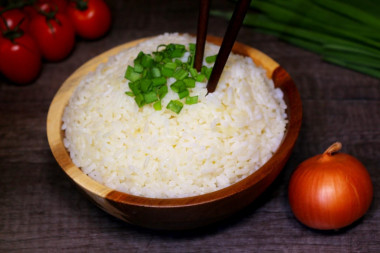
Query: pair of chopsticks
[{"left": 194, "top": 0, "right": 252, "bottom": 93}]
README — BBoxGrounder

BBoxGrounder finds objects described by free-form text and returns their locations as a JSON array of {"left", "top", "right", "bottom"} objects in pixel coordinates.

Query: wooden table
[{"left": 1, "top": 1, "right": 379, "bottom": 252}]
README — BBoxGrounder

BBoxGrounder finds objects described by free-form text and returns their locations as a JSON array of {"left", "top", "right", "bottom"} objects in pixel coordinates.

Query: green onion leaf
[
  {"left": 141, "top": 54, "right": 154, "bottom": 67},
  {"left": 201, "top": 66, "right": 213, "bottom": 80},
  {"left": 166, "top": 100, "right": 183, "bottom": 114},
  {"left": 185, "top": 95, "right": 198, "bottom": 105},
  {"left": 171, "top": 48, "right": 185, "bottom": 58},
  {"left": 134, "top": 63, "right": 144, "bottom": 73},
  {"left": 125, "top": 66, "right": 142, "bottom": 82},
  {"left": 129, "top": 81, "right": 141, "bottom": 95},
  {"left": 125, "top": 42, "right": 210, "bottom": 112},
  {"left": 161, "top": 67, "right": 174, "bottom": 77},
  {"left": 173, "top": 68, "right": 188, "bottom": 80},
  {"left": 178, "top": 89, "right": 189, "bottom": 99},
  {"left": 144, "top": 91, "right": 158, "bottom": 103},
  {"left": 189, "top": 43, "right": 196, "bottom": 53},
  {"left": 189, "top": 67, "right": 198, "bottom": 78},
  {"left": 140, "top": 79, "right": 152, "bottom": 93},
  {"left": 158, "top": 85, "right": 168, "bottom": 99},
  {"left": 134, "top": 94, "right": 145, "bottom": 108},
  {"left": 153, "top": 100, "right": 162, "bottom": 111},
  {"left": 164, "top": 62, "right": 177, "bottom": 70},
  {"left": 171, "top": 80, "right": 186, "bottom": 92},
  {"left": 196, "top": 74, "right": 206, "bottom": 82},
  {"left": 205, "top": 55, "right": 217, "bottom": 64},
  {"left": 125, "top": 91, "right": 135, "bottom": 97},
  {"left": 183, "top": 78, "right": 196, "bottom": 88},
  {"left": 151, "top": 67, "right": 161, "bottom": 77},
  {"left": 152, "top": 76, "right": 167, "bottom": 86}
]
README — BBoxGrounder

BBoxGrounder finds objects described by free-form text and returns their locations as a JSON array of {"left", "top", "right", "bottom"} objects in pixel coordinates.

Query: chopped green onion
[
  {"left": 166, "top": 100, "right": 183, "bottom": 114},
  {"left": 189, "top": 43, "right": 196, "bottom": 53},
  {"left": 175, "top": 59, "right": 183, "bottom": 67},
  {"left": 140, "top": 79, "right": 152, "bottom": 93},
  {"left": 171, "top": 48, "right": 185, "bottom": 58},
  {"left": 134, "top": 51, "right": 144, "bottom": 64},
  {"left": 125, "top": 66, "right": 142, "bottom": 82},
  {"left": 173, "top": 68, "right": 188, "bottom": 80},
  {"left": 158, "top": 85, "right": 168, "bottom": 99},
  {"left": 189, "top": 67, "right": 198, "bottom": 78},
  {"left": 196, "top": 74, "right": 206, "bottom": 82},
  {"left": 164, "top": 62, "right": 177, "bottom": 70},
  {"left": 129, "top": 81, "right": 141, "bottom": 95},
  {"left": 205, "top": 55, "right": 217, "bottom": 64},
  {"left": 153, "top": 100, "right": 162, "bottom": 111},
  {"left": 156, "top": 44, "right": 167, "bottom": 51},
  {"left": 152, "top": 76, "right": 167, "bottom": 86},
  {"left": 151, "top": 67, "right": 161, "bottom": 77},
  {"left": 185, "top": 95, "right": 198, "bottom": 105},
  {"left": 178, "top": 89, "right": 190, "bottom": 99},
  {"left": 183, "top": 78, "right": 196, "bottom": 88},
  {"left": 170, "top": 80, "right": 186, "bottom": 93},
  {"left": 141, "top": 54, "right": 154, "bottom": 67},
  {"left": 162, "top": 58, "right": 171, "bottom": 63},
  {"left": 125, "top": 91, "right": 134, "bottom": 97},
  {"left": 162, "top": 67, "right": 174, "bottom": 77},
  {"left": 134, "top": 63, "right": 144, "bottom": 73},
  {"left": 134, "top": 94, "right": 145, "bottom": 108},
  {"left": 124, "top": 42, "right": 214, "bottom": 113},
  {"left": 201, "top": 66, "right": 213, "bottom": 79},
  {"left": 154, "top": 54, "right": 163, "bottom": 62},
  {"left": 144, "top": 91, "right": 158, "bottom": 103}
]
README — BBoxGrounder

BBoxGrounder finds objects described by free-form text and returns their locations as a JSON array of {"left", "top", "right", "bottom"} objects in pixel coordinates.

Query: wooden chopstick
[
  {"left": 194, "top": 0, "right": 211, "bottom": 72},
  {"left": 207, "top": 0, "right": 252, "bottom": 93}
]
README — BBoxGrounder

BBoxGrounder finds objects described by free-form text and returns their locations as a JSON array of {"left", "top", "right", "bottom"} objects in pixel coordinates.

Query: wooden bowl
[{"left": 47, "top": 35, "right": 302, "bottom": 230}]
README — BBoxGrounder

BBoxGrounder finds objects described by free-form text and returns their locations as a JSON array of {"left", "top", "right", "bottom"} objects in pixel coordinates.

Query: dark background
[{"left": 1, "top": 0, "right": 379, "bottom": 252}]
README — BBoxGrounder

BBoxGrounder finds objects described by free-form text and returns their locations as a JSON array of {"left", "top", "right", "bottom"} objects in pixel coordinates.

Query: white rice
[{"left": 62, "top": 33, "right": 287, "bottom": 198}]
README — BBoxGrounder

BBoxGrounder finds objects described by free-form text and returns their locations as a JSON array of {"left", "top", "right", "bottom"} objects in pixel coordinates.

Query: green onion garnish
[
  {"left": 205, "top": 55, "right": 217, "bottom": 64},
  {"left": 178, "top": 89, "right": 190, "bottom": 99},
  {"left": 152, "top": 76, "right": 166, "bottom": 86},
  {"left": 162, "top": 67, "right": 174, "bottom": 77},
  {"left": 153, "top": 100, "right": 162, "bottom": 111},
  {"left": 124, "top": 42, "right": 214, "bottom": 113},
  {"left": 183, "top": 78, "right": 196, "bottom": 88},
  {"left": 125, "top": 66, "right": 142, "bottom": 82},
  {"left": 125, "top": 91, "right": 134, "bottom": 97},
  {"left": 158, "top": 85, "right": 168, "bottom": 99},
  {"left": 185, "top": 95, "right": 198, "bottom": 105},
  {"left": 143, "top": 91, "right": 158, "bottom": 103},
  {"left": 134, "top": 94, "right": 145, "bottom": 108},
  {"left": 166, "top": 100, "right": 183, "bottom": 114},
  {"left": 173, "top": 68, "right": 188, "bottom": 80}
]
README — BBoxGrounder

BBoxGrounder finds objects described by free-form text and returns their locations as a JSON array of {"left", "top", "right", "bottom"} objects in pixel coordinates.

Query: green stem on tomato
[{"left": 73, "top": 0, "right": 88, "bottom": 11}]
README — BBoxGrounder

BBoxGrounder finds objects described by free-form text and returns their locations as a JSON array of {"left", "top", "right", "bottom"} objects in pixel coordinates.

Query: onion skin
[{"left": 288, "top": 143, "right": 373, "bottom": 230}]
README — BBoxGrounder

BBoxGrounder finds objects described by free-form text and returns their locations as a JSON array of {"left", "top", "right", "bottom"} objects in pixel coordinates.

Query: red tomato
[
  {"left": 29, "top": 13, "right": 75, "bottom": 61},
  {"left": 0, "top": 9, "right": 29, "bottom": 34},
  {"left": 67, "top": 0, "right": 111, "bottom": 39},
  {"left": 23, "top": 0, "right": 68, "bottom": 19},
  {"left": 0, "top": 33, "right": 42, "bottom": 84}
]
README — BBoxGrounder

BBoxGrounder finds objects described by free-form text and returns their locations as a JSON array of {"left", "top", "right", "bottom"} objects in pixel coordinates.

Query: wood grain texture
[
  {"left": 47, "top": 35, "right": 301, "bottom": 230},
  {"left": 1, "top": 0, "right": 380, "bottom": 251}
]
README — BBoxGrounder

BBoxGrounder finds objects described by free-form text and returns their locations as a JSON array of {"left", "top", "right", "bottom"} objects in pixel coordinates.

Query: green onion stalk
[{"left": 211, "top": 0, "right": 380, "bottom": 79}]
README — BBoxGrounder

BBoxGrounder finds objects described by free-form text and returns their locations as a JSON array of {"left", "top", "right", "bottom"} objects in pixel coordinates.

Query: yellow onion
[{"left": 288, "top": 142, "right": 373, "bottom": 230}]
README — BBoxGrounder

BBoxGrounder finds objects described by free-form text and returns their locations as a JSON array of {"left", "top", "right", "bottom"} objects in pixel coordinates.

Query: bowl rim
[{"left": 47, "top": 34, "right": 302, "bottom": 208}]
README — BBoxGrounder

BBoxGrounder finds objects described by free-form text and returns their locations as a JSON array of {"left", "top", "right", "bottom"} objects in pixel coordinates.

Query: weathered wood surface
[{"left": 1, "top": 0, "right": 379, "bottom": 252}]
